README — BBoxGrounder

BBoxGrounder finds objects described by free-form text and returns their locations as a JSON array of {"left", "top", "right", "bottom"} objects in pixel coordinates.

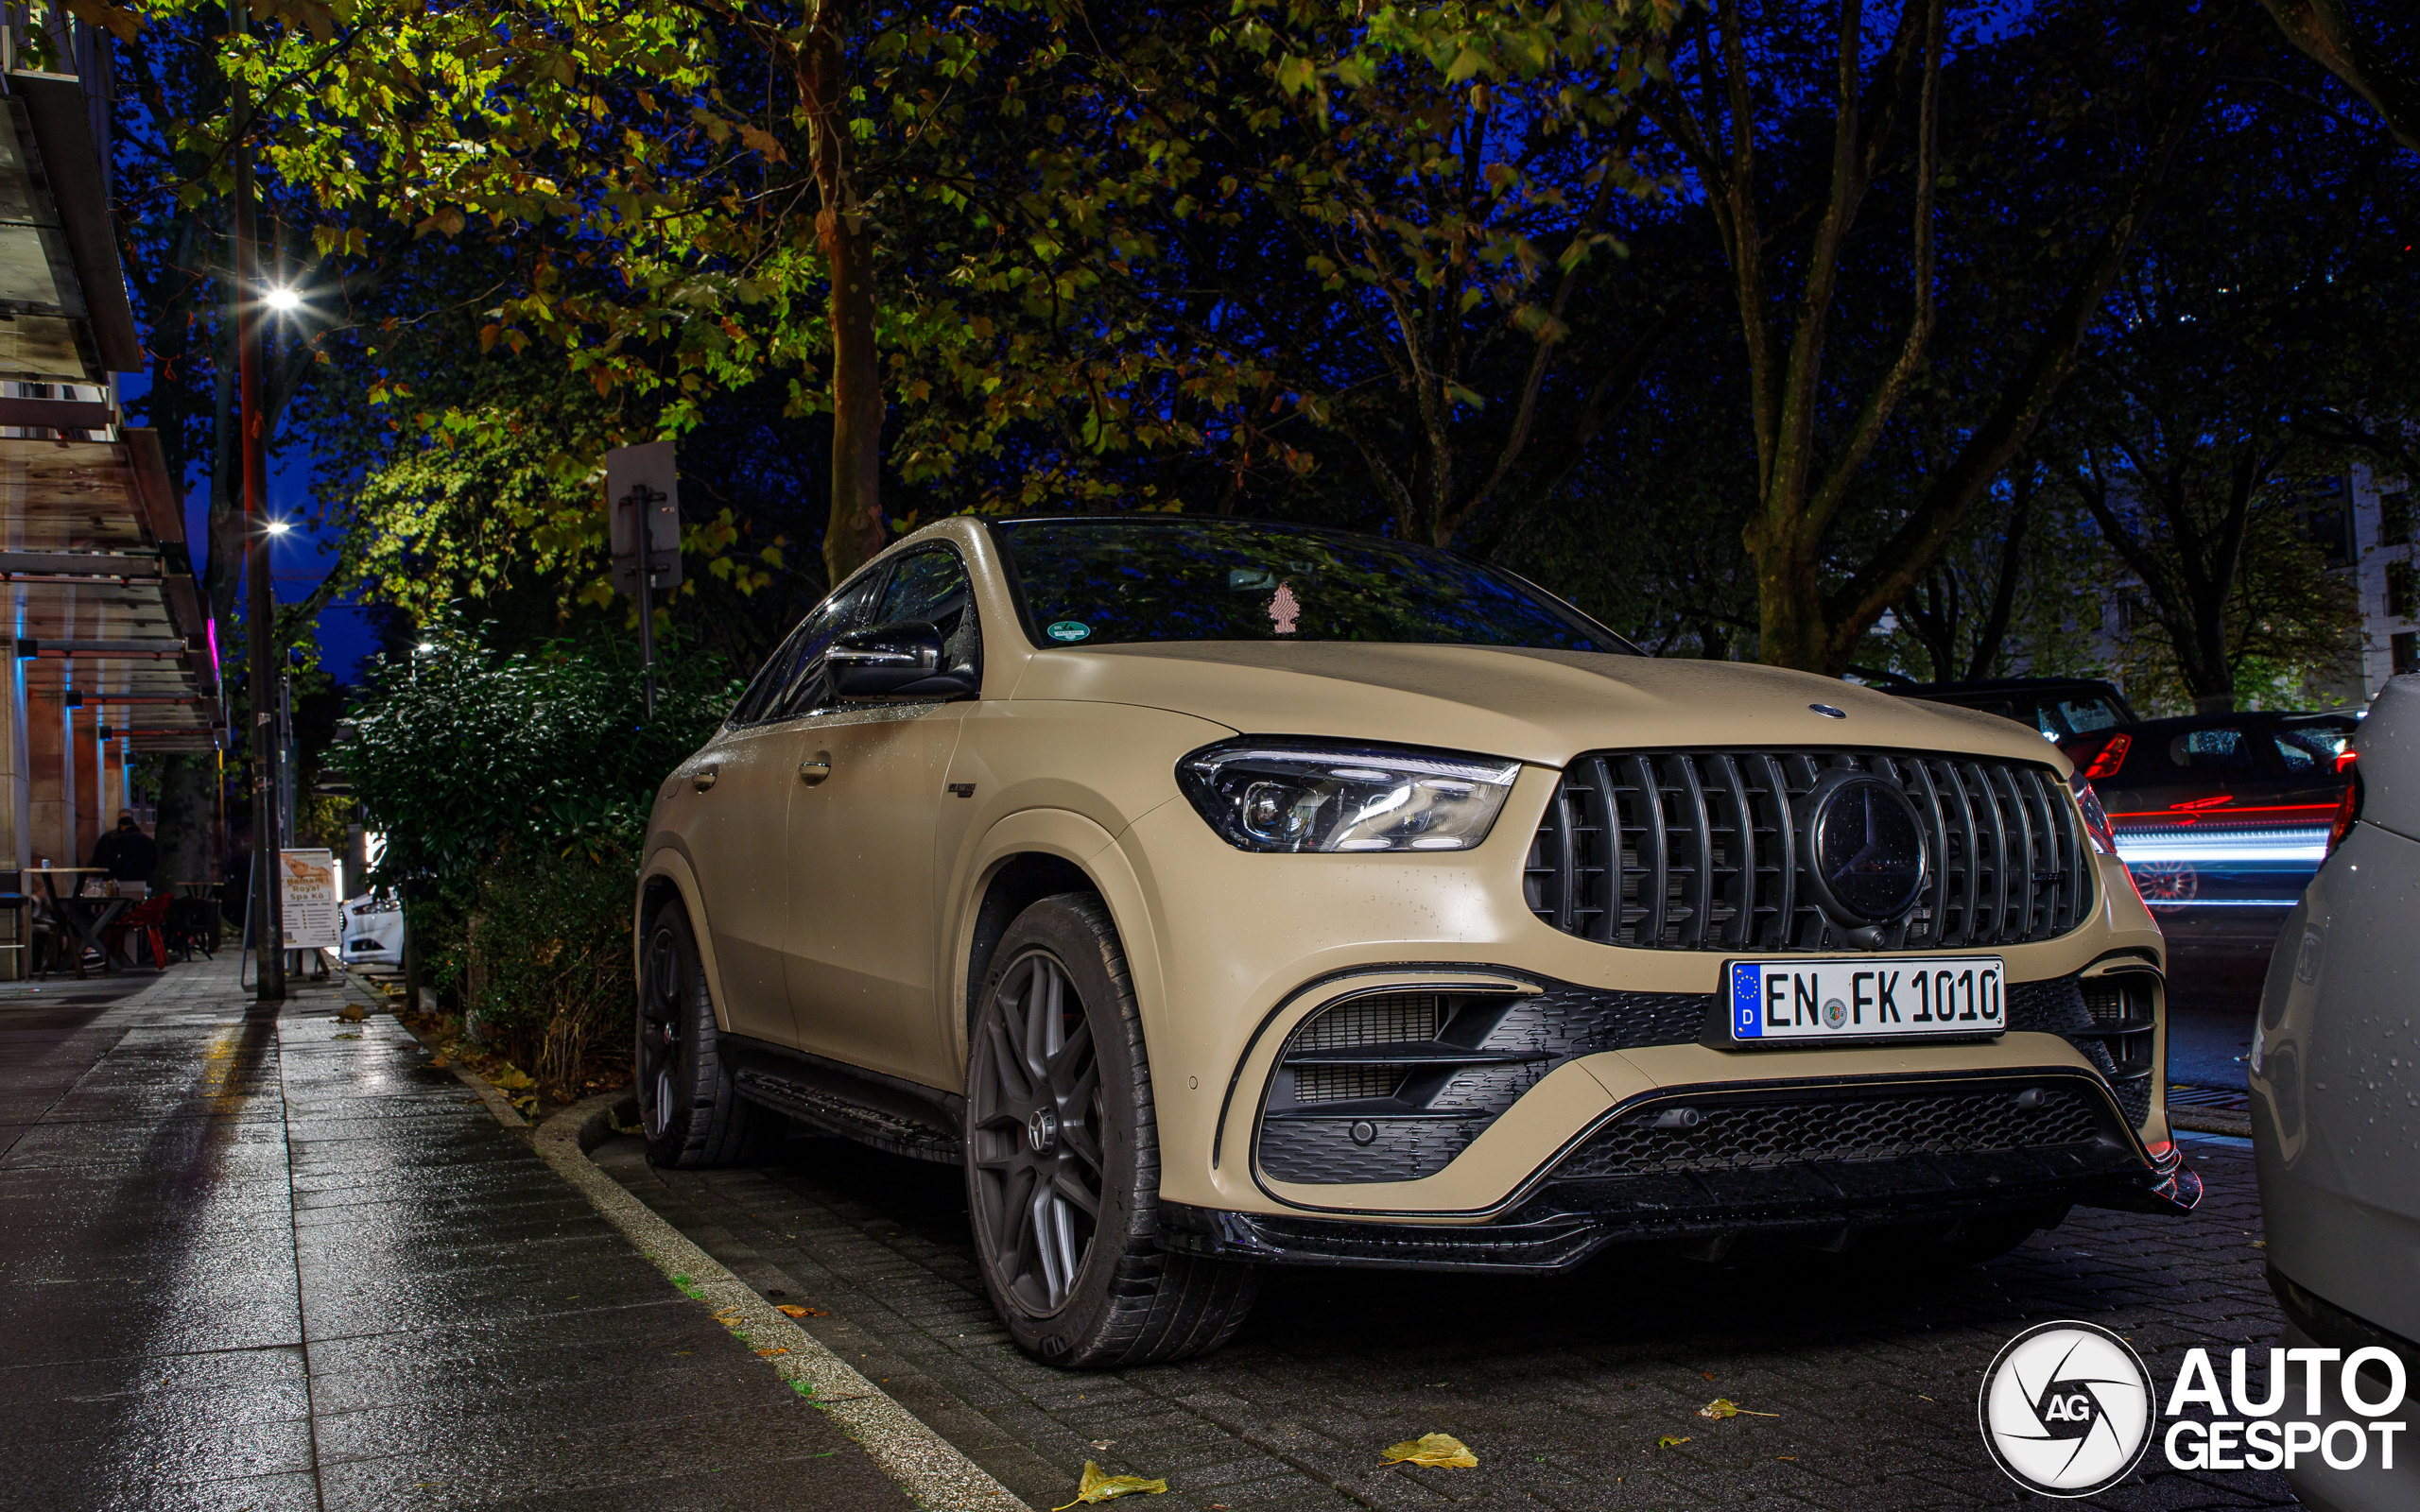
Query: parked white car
[
  {"left": 339, "top": 891, "right": 406, "bottom": 971},
  {"left": 2249, "top": 673, "right": 2418, "bottom": 1512}
]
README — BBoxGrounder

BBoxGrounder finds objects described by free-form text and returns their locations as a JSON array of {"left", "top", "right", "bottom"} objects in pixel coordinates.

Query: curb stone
[
  {"left": 536, "top": 1091, "right": 1033, "bottom": 1512},
  {"left": 2169, "top": 1108, "right": 2253, "bottom": 1138}
]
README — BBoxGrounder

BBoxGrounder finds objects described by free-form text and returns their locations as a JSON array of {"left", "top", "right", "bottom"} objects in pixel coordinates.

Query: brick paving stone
[{"left": 599, "top": 1122, "right": 2298, "bottom": 1510}]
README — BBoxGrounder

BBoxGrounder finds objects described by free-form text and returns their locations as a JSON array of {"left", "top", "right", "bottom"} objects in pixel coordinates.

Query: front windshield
[{"left": 992, "top": 518, "right": 1634, "bottom": 653}]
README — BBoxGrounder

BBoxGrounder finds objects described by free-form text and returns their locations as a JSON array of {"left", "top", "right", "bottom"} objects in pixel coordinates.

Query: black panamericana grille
[{"left": 1524, "top": 749, "right": 2092, "bottom": 953}]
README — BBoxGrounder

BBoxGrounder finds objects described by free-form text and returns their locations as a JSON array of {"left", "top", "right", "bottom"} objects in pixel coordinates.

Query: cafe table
[{"left": 27, "top": 868, "right": 126, "bottom": 979}]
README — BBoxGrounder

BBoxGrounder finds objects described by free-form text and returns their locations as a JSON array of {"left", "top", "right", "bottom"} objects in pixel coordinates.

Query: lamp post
[{"left": 230, "top": 0, "right": 284, "bottom": 1000}]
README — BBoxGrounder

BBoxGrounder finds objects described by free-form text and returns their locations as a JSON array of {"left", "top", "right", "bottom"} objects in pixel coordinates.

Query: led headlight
[{"left": 1176, "top": 739, "right": 1523, "bottom": 853}]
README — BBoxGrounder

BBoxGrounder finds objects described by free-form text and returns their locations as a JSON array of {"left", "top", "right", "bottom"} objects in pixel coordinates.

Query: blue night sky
[{"left": 121, "top": 372, "right": 382, "bottom": 682}]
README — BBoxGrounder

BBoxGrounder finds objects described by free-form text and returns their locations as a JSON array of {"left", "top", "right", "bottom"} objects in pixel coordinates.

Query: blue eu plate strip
[{"left": 1731, "top": 962, "right": 1761, "bottom": 1039}]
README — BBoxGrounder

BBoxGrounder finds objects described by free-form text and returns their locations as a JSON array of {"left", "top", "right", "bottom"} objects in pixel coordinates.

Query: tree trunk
[
  {"left": 151, "top": 754, "right": 216, "bottom": 891},
  {"left": 1962, "top": 471, "right": 2036, "bottom": 680},
  {"left": 2180, "top": 581, "right": 2239, "bottom": 712},
  {"left": 802, "top": 6, "right": 886, "bottom": 588}
]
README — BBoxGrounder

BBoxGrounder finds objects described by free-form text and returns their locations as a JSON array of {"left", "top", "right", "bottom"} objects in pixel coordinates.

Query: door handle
[
  {"left": 799, "top": 754, "right": 832, "bottom": 785},
  {"left": 691, "top": 765, "right": 718, "bottom": 792}
]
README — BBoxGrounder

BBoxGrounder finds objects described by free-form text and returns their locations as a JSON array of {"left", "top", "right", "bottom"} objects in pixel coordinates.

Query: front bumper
[{"left": 1164, "top": 1077, "right": 2198, "bottom": 1272}]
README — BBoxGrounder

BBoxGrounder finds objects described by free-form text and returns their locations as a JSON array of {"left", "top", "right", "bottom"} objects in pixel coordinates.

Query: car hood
[{"left": 1009, "top": 641, "right": 2069, "bottom": 770}]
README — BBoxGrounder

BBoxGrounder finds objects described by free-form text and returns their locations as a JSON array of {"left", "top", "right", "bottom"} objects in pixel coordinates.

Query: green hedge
[{"left": 341, "top": 623, "right": 736, "bottom": 1085}]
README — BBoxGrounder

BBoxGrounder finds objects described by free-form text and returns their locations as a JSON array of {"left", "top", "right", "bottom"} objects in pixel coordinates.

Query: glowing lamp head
[
  {"left": 264, "top": 518, "right": 292, "bottom": 536},
  {"left": 263, "top": 285, "right": 302, "bottom": 315}
]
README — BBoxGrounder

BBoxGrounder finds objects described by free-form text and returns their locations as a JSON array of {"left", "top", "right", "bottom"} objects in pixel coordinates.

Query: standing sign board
[
  {"left": 605, "top": 440, "right": 681, "bottom": 718},
  {"left": 607, "top": 440, "right": 681, "bottom": 596},
  {"left": 279, "top": 849, "right": 342, "bottom": 951}
]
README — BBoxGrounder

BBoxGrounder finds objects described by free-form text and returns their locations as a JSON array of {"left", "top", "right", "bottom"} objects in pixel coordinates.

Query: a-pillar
[{"left": 26, "top": 684, "right": 69, "bottom": 868}]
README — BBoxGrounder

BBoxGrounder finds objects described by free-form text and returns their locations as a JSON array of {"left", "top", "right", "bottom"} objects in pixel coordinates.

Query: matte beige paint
[
  {"left": 644, "top": 517, "right": 2168, "bottom": 1224},
  {"left": 782, "top": 698, "right": 971, "bottom": 1081}
]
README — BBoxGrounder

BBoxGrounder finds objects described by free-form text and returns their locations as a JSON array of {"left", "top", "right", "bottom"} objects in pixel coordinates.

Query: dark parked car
[
  {"left": 1888, "top": 677, "right": 2138, "bottom": 744},
  {"left": 2061, "top": 711, "right": 2359, "bottom": 1003}
]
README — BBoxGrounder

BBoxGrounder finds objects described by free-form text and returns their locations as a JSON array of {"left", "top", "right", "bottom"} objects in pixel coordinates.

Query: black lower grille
[
  {"left": 1525, "top": 748, "right": 2093, "bottom": 952},
  {"left": 1255, "top": 981, "right": 1707, "bottom": 1184},
  {"left": 1555, "top": 1086, "right": 2107, "bottom": 1180}
]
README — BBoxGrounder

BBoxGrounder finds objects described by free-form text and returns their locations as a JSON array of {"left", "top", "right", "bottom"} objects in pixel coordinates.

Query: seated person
[{"left": 91, "top": 811, "right": 159, "bottom": 891}]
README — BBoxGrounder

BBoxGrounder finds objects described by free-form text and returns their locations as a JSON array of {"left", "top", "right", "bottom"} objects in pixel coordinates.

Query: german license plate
[{"left": 1727, "top": 956, "right": 2006, "bottom": 1043}]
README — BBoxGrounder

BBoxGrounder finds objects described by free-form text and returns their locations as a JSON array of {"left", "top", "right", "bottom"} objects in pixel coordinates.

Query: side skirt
[{"left": 722, "top": 1034, "right": 964, "bottom": 1166}]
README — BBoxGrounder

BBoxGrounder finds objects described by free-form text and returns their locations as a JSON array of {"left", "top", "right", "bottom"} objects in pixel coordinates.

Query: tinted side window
[
  {"left": 730, "top": 622, "right": 817, "bottom": 726},
  {"left": 767, "top": 577, "right": 881, "bottom": 720},
  {"left": 872, "top": 548, "right": 980, "bottom": 679}
]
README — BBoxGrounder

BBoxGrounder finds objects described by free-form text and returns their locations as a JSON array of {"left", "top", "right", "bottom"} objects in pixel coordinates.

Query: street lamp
[
  {"left": 265, "top": 518, "right": 292, "bottom": 536},
  {"left": 263, "top": 284, "right": 302, "bottom": 315}
]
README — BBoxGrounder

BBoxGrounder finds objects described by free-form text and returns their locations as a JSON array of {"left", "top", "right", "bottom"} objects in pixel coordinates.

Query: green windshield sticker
[{"left": 1046, "top": 620, "right": 1091, "bottom": 643}]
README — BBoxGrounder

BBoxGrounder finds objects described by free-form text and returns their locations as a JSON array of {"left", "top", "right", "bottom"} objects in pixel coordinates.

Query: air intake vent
[{"left": 1523, "top": 750, "right": 2092, "bottom": 953}]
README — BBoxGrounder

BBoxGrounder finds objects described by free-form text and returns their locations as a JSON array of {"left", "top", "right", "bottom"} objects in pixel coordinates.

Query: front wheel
[
  {"left": 635, "top": 899, "right": 783, "bottom": 1169},
  {"left": 965, "top": 893, "right": 1258, "bottom": 1367}
]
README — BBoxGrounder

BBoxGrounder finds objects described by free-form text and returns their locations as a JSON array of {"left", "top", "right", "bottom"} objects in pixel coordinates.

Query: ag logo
[
  {"left": 1979, "top": 1320, "right": 2155, "bottom": 1497},
  {"left": 1824, "top": 997, "right": 1847, "bottom": 1029}
]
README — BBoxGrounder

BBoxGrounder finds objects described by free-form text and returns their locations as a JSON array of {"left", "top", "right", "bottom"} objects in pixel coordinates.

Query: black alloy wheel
[
  {"left": 634, "top": 899, "right": 782, "bottom": 1169},
  {"left": 971, "top": 946, "right": 1105, "bottom": 1314},
  {"left": 637, "top": 921, "right": 685, "bottom": 1141},
  {"left": 965, "top": 893, "right": 1258, "bottom": 1366}
]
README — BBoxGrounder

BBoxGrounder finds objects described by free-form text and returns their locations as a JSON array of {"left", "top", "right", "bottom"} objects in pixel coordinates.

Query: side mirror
[{"left": 831, "top": 621, "right": 977, "bottom": 699}]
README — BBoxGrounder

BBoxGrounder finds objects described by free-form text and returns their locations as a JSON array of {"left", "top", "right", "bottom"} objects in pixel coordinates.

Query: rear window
[
  {"left": 992, "top": 518, "right": 1633, "bottom": 653},
  {"left": 2052, "top": 696, "right": 2124, "bottom": 736},
  {"left": 2275, "top": 721, "right": 2354, "bottom": 773},
  {"left": 2168, "top": 727, "right": 2262, "bottom": 769}
]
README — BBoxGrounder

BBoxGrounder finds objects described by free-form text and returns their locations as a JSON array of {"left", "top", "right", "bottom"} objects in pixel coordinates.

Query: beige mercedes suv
[{"left": 635, "top": 514, "right": 2201, "bottom": 1366}]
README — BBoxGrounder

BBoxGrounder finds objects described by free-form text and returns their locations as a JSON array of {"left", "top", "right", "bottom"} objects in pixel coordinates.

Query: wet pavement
[
  {"left": 598, "top": 1126, "right": 2293, "bottom": 1512},
  {"left": 0, "top": 954, "right": 912, "bottom": 1511}
]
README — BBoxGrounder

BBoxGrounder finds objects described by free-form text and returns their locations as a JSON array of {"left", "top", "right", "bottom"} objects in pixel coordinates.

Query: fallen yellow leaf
[
  {"left": 1657, "top": 1435, "right": 1691, "bottom": 1449},
  {"left": 1699, "top": 1398, "right": 1781, "bottom": 1419},
  {"left": 1051, "top": 1461, "right": 1168, "bottom": 1507},
  {"left": 775, "top": 1303, "right": 828, "bottom": 1318},
  {"left": 1380, "top": 1433, "right": 1478, "bottom": 1468},
  {"left": 756, "top": 1347, "right": 789, "bottom": 1358}
]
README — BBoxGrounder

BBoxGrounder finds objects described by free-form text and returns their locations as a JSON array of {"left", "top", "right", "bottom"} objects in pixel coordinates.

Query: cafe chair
[{"left": 107, "top": 894, "right": 173, "bottom": 970}]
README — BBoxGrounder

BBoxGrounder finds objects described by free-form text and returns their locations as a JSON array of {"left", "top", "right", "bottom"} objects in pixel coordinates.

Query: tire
[
  {"left": 964, "top": 892, "right": 1259, "bottom": 1367},
  {"left": 635, "top": 898, "right": 785, "bottom": 1169}
]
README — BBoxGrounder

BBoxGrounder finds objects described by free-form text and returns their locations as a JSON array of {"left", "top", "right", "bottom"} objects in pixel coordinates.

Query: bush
[
  {"left": 342, "top": 622, "right": 735, "bottom": 900},
  {"left": 460, "top": 834, "right": 638, "bottom": 1090},
  {"left": 341, "top": 622, "right": 736, "bottom": 1093}
]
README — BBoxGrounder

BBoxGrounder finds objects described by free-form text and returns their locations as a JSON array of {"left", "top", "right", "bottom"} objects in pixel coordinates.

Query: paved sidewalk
[{"left": 0, "top": 954, "right": 912, "bottom": 1511}]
